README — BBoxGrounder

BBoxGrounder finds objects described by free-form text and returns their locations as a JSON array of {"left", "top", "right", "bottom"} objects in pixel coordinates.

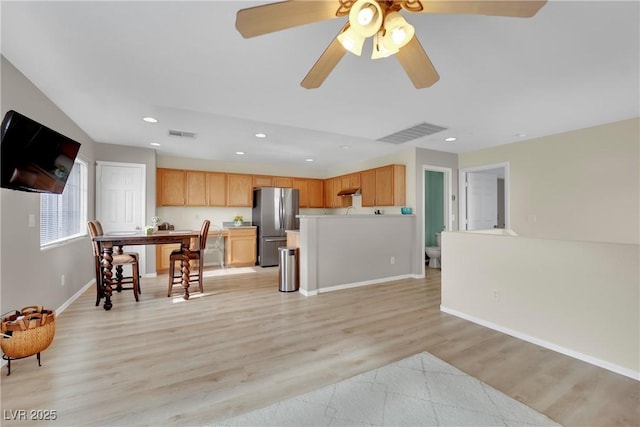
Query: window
[{"left": 40, "top": 158, "right": 88, "bottom": 247}]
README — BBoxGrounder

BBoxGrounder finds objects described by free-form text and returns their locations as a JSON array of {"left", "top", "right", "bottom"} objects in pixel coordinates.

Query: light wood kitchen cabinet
[
  {"left": 206, "top": 172, "right": 227, "bottom": 206},
  {"left": 185, "top": 170, "right": 206, "bottom": 206},
  {"left": 273, "top": 176, "right": 293, "bottom": 187},
  {"left": 157, "top": 168, "right": 186, "bottom": 206},
  {"left": 253, "top": 175, "right": 293, "bottom": 188},
  {"left": 227, "top": 174, "right": 253, "bottom": 207},
  {"left": 361, "top": 164, "right": 406, "bottom": 207},
  {"left": 340, "top": 173, "right": 360, "bottom": 190},
  {"left": 308, "top": 179, "right": 324, "bottom": 208},
  {"left": 292, "top": 178, "right": 323, "bottom": 208},
  {"left": 323, "top": 178, "right": 333, "bottom": 208},
  {"left": 226, "top": 227, "right": 257, "bottom": 267},
  {"left": 292, "top": 178, "right": 309, "bottom": 208},
  {"left": 156, "top": 243, "right": 181, "bottom": 272},
  {"left": 360, "top": 168, "right": 376, "bottom": 207},
  {"left": 253, "top": 175, "right": 274, "bottom": 187},
  {"left": 324, "top": 177, "right": 350, "bottom": 208}
]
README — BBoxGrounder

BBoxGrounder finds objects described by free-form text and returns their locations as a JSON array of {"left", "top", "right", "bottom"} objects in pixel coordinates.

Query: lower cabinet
[
  {"left": 226, "top": 228, "right": 257, "bottom": 267},
  {"left": 156, "top": 244, "right": 181, "bottom": 272}
]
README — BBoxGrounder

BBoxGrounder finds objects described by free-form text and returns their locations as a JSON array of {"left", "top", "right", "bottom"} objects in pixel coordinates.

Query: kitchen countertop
[
  {"left": 222, "top": 221, "right": 256, "bottom": 229},
  {"left": 297, "top": 214, "right": 414, "bottom": 218}
]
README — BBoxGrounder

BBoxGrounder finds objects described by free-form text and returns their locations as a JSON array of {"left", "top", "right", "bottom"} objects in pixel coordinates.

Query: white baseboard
[
  {"left": 56, "top": 279, "right": 95, "bottom": 315},
  {"left": 440, "top": 305, "right": 640, "bottom": 381},
  {"left": 0, "top": 279, "right": 96, "bottom": 370},
  {"left": 318, "top": 274, "right": 413, "bottom": 294},
  {"left": 299, "top": 288, "right": 317, "bottom": 296}
]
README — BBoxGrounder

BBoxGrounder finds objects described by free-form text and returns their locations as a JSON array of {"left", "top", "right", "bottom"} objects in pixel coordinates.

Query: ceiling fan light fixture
[
  {"left": 382, "top": 11, "right": 415, "bottom": 49},
  {"left": 371, "top": 30, "right": 398, "bottom": 59},
  {"left": 349, "top": 0, "right": 383, "bottom": 37},
  {"left": 337, "top": 27, "right": 365, "bottom": 56}
]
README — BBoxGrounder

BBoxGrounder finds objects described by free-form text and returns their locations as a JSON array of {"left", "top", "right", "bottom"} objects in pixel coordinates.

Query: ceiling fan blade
[
  {"left": 411, "top": 0, "right": 547, "bottom": 18},
  {"left": 396, "top": 36, "right": 440, "bottom": 89},
  {"left": 300, "top": 25, "right": 348, "bottom": 89},
  {"left": 236, "top": 0, "right": 343, "bottom": 38}
]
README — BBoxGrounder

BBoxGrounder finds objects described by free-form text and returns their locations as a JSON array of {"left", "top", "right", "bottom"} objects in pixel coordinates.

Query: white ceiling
[{"left": 2, "top": 1, "right": 638, "bottom": 171}]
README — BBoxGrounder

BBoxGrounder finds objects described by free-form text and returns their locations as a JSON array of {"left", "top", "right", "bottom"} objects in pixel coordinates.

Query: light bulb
[
  {"left": 391, "top": 27, "right": 406, "bottom": 44},
  {"left": 357, "top": 6, "right": 376, "bottom": 25},
  {"left": 337, "top": 27, "right": 365, "bottom": 56},
  {"left": 382, "top": 11, "right": 415, "bottom": 49}
]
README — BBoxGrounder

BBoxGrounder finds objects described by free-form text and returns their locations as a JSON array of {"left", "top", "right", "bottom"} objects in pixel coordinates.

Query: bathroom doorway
[
  {"left": 422, "top": 165, "right": 453, "bottom": 273},
  {"left": 459, "top": 162, "right": 509, "bottom": 230}
]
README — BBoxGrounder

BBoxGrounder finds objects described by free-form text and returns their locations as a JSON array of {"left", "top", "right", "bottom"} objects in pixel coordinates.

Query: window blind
[{"left": 40, "top": 159, "right": 87, "bottom": 247}]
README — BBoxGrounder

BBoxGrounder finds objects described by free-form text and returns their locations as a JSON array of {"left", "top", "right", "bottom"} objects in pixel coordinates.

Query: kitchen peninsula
[{"left": 297, "top": 214, "right": 416, "bottom": 295}]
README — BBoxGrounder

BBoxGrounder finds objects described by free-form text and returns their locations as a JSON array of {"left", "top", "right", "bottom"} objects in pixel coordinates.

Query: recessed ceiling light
[
  {"left": 235, "top": 151, "right": 245, "bottom": 155},
  {"left": 515, "top": 133, "right": 528, "bottom": 138},
  {"left": 149, "top": 142, "right": 161, "bottom": 147},
  {"left": 255, "top": 133, "right": 267, "bottom": 138},
  {"left": 444, "top": 137, "right": 457, "bottom": 142},
  {"left": 340, "top": 145, "right": 352, "bottom": 150},
  {"left": 142, "top": 117, "right": 158, "bottom": 123},
  {"left": 305, "top": 158, "right": 314, "bottom": 162}
]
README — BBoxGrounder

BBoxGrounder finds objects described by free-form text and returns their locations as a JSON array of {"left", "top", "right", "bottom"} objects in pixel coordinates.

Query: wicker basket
[{"left": 1, "top": 306, "right": 56, "bottom": 359}]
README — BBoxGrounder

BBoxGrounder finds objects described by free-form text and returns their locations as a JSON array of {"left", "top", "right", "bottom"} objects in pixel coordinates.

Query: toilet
[{"left": 425, "top": 232, "right": 441, "bottom": 269}]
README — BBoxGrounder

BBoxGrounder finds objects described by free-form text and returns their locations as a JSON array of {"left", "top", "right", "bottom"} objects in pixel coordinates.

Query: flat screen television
[{"left": 1, "top": 110, "right": 81, "bottom": 194}]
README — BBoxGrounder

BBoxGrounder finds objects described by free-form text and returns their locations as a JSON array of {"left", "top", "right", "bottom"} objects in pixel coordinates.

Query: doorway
[
  {"left": 422, "top": 165, "right": 452, "bottom": 274},
  {"left": 459, "top": 162, "right": 509, "bottom": 231},
  {"left": 96, "top": 161, "right": 147, "bottom": 273}
]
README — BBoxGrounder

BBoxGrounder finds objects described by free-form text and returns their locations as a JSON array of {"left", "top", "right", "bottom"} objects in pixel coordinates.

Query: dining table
[{"left": 92, "top": 229, "right": 200, "bottom": 310}]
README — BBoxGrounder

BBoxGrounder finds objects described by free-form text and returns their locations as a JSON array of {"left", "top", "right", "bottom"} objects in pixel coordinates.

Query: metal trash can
[{"left": 278, "top": 246, "right": 299, "bottom": 292}]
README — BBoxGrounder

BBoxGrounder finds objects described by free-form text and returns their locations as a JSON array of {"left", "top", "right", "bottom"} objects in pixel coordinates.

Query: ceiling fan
[{"left": 235, "top": 0, "right": 547, "bottom": 89}]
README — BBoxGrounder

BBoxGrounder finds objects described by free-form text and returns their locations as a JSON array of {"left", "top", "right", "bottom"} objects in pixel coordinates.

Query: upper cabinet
[
  {"left": 340, "top": 173, "right": 360, "bottom": 190},
  {"left": 185, "top": 171, "right": 206, "bottom": 206},
  {"left": 206, "top": 172, "right": 227, "bottom": 206},
  {"left": 292, "top": 178, "right": 308, "bottom": 208},
  {"left": 227, "top": 174, "right": 253, "bottom": 207},
  {"left": 308, "top": 179, "right": 324, "bottom": 208},
  {"left": 253, "top": 175, "right": 273, "bottom": 188},
  {"left": 157, "top": 168, "right": 186, "bottom": 206},
  {"left": 360, "top": 169, "right": 376, "bottom": 207},
  {"left": 361, "top": 164, "right": 406, "bottom": 207},
  {"left": 293, "top": 178, "right": 324, "bottom": 208},
  {"left": 324, "top": 177, "right": 350, "bottom": 208},
  {"left": 156, "top": 164, "right": 404, "bottom": 208},
  {"left": 253, "top": 175, "right": 293, "bottom": 188}
]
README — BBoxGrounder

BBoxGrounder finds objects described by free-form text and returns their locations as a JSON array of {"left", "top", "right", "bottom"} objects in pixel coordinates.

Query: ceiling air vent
[
  {"left": 377, "top": 122, "right": 447, "bottom": 144},
  {"left": 168, "top": 129, "right": 197, "bottom": 139}
]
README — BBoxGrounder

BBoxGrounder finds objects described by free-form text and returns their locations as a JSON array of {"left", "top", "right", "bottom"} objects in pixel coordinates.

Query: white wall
[
  {"left": 441, "top": 231, "right": 639, "bottom": 378},
  {"left": 444, "top": 118, "right": 640, "bottom": 378},
  {"left": 299, "top": 215, "right": 416, "bottom": 294},
  {"left": 1, "top": 56, "right": 97, "bottom": 313},
  {"left": 459, "top": 118, "right": 640, "bottom": 245}
]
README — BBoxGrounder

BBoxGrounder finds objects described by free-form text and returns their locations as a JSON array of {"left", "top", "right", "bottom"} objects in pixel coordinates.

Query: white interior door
[
  {"left": 466, "top": 172, "right": 498, "bottom": 230},
  {"left": 96, "top": 162, "right": 146, "bottom": 273}
]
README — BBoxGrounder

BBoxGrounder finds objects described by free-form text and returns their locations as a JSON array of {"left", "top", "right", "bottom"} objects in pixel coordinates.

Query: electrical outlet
[
  {"left": 61, "top": 274, "right": 65, "bottom": 287},
  {"left": 492, "top": 289, "right": 500, "bottom": 302},
  {"left": 390, "top": 256, "right": 395, "bottom": 265}
]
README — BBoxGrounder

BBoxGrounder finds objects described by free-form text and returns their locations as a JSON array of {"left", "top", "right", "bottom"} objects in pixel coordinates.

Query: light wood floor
[{"left": 1, "top": 267, "right": 638, "bottom": 426}]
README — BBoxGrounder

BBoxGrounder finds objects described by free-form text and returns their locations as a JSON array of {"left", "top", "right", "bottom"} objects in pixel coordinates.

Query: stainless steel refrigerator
[{"left": 252, "top": 187, "right": 299, "bottom": 267}]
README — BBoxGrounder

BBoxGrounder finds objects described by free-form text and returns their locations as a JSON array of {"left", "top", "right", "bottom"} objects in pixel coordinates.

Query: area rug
[{"left": 216, "top": 352, "right": 561, "bottom": 426}]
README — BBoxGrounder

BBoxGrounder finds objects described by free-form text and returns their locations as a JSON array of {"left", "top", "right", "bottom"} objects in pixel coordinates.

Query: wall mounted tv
[{"left": 1, "top": 110, "right": 81, "bottom": 194}]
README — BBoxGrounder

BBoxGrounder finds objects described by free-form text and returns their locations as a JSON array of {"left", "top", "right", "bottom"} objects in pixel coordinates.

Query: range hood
[{"left": 337, "top": 188, "right": 360, "bottom": 196}]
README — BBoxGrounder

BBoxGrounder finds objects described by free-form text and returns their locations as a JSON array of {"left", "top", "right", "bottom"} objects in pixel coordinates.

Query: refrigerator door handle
[
  {"left": 279, "top": 189, "right": 284, "bottom": 231},
  {"left": 264, "top": 237, "right": 286, "bottom": 242}
]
